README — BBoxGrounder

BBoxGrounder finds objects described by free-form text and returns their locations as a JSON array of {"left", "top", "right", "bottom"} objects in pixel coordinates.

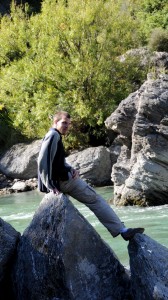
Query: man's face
[{"left": 55, "top": 116, "right": 71, "bottom": 135}]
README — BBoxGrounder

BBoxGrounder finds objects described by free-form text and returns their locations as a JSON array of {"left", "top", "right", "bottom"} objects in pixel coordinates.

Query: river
[{"left": 0, "top": 186, "right": 167, "bottom": 267}]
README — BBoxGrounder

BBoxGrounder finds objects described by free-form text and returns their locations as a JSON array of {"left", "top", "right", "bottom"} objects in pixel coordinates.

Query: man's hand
[
  {"left": 71, "top": 168, "right": 79, "bottom": 179},
  {"left": 52, "top": 188, "right": 60, "bottom": 195}
]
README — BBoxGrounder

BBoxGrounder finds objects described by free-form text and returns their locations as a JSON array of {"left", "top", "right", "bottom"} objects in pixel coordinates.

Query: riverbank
[{"left": 0, "top": 173, "right": 37, "bottom": 195}]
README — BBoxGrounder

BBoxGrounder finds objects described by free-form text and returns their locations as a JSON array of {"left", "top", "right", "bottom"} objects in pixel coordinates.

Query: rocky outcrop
[
  {"left": 1, "top": 193, "right": 168, "bottom": 299},
  {"left": 120, "top": 48, "right": 168, "bottom": 71},
  {"left": 128, "top": 234, "right": 168, "bottom": 300},
  {"left": 0, "top": 140, "right": 41, "bottom": 179},
  {"left": 67, "top": 146, "right": 112, "bottom": 186},
  {"left": 0, "top": 218, "right": 20, "bottom": 300},
  {"left": 105, "top": 74, "right": 168, "bottom": 206},
  {"left": 12, "top": 193, "right": 130, "bottom": 300}
]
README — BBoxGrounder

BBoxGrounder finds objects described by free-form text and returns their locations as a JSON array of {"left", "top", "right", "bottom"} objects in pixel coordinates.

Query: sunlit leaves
[{"left": 0, "top": 0, "right": 145, "bottom": 148}]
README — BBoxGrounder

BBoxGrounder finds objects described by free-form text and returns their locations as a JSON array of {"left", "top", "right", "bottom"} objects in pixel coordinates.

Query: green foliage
[
  {"left": 148, "top": 28, "right": 168, "bottom": 52},
  {"left": 0, "top": 0, "right": 146, "bottom": 150},
  {"left": 0, "top": 106, "right": 27, "bottom": 152},
  {"left": 131, "top": 0, "right": 168, "bottom": 43},
  {"left": 0, "top": 3, "right": 31, "bottom": 66}
]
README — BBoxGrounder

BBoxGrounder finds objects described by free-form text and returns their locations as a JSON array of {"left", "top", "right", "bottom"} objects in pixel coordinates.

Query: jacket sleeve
[
  {"left": 38, "top": 130, "right": 60, "bottom": 191},
  {"left": 64, "top": 159, "right": 72, "bottom": 170}
]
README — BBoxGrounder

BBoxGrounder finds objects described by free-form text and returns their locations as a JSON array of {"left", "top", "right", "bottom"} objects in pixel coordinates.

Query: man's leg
[{"left": 59, "top": 177, "right": 125, "bottom": 237}]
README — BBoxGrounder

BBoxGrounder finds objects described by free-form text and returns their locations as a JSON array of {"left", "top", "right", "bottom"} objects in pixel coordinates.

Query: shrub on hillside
[{"left": 148, "top": 28, "right": 168, "bottom": 52}]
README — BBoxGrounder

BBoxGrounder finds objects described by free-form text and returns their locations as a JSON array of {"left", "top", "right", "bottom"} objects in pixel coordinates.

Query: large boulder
[
  {"left": 105, "top": 74, "right": 168, "bottom": 206},
  {"left": 12, "top": 193, "right": 130, "bottom": 300},
  {"left": 0, "top": 193, "right": 167, "bottom": 299},
  {"left": 0, "top": 142, "right": 111, "bottom": 186},
  {"left": 0, "top": 140, "right": 41, "bottom": 179},
  {"left": 0, "top": 218, "right": 20, "bottom": 300},
  {"left": 66, "top": 146, "right": 112, "bottom": 186},
  {"left": 128, "top": 234, "right": 168, "bottom": 300}
]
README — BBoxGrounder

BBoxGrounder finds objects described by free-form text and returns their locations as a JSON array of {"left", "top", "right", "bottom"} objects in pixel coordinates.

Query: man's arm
[
  {"left": 38, "top": 130, "right": 60, "bottom": 193},
  {"left": 64, "top": 160, "right": 79, "bottom": 179}
]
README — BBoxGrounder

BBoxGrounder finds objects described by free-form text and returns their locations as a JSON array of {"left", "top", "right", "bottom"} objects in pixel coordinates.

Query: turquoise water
[{"left": 0, "top": 187, "right": 167, "bottom": 267}]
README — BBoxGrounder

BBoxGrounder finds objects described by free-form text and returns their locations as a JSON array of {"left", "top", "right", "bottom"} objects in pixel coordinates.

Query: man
[{"left": 38, "top": 111, "right": 144, "bottom": 241}]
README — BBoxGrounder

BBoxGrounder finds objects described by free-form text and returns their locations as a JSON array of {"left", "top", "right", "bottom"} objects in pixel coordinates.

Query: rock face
[
  {"left": 128, "top": 234, "right": 168, "bottom": 300},
  {"left": 0, "top": 218, "right": 20, "bottom": 300},
  {"left": 66, "top": 146, "right": 112, "bottom": 186},
  {"left": 0, "top": 140, "right": 41, "bottom": 179},
  {"left": 105, "top": 74, "right": 168, "bottom": 206},
  {"left": 12, "top": 193, "right": 130, "bottom": 300}
]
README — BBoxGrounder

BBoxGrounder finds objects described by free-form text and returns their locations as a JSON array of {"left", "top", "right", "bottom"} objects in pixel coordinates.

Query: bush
[
  {"left": 129, "top": 0, "right": 168, "bottom": 44},
  {"left": 0, "top": 106, "right": 28, "bottom": 153},
  {"left": 148, "top": 28, "right": 168, "bottom": 52},
  {"left": 0, "top": 0, "right": 144, "bottom": 150}
]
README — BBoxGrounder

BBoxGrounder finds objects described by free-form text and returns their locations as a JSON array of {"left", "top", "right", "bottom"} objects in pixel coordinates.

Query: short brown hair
[{"left": 53, "top": 111, "right": 71, "bottom": 122}]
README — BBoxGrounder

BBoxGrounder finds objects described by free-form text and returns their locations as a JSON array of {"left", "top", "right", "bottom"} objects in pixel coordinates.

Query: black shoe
[{"left": 121, "top": 228, "right": 144, "bottom": 241}]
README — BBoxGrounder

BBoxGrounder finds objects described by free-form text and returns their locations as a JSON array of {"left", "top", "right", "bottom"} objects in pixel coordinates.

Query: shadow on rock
[{"left": 12, "top": 193, "right": 131, "bottom": 300}]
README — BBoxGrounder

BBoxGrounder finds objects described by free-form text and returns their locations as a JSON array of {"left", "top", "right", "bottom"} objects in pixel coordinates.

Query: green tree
[
  {"left": 0, "top": 0, "right": 144, "bottom": 149},
  {"left": 130, "top": 0, "right": 168, "bottom": 43}
]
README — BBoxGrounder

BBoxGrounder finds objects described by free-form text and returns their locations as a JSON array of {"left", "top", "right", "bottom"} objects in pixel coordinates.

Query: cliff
[{"left": 105, "top": 74, "right": 168, "bottom": 206}]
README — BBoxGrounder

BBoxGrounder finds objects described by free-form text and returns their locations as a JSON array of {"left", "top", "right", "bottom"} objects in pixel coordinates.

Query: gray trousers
[{"left": 59, "top": 177, "right": 125, "bottom": 237}]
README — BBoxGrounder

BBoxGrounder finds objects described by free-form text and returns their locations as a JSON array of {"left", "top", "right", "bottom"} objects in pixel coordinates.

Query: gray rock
[
  {"left": 0, "top": 142, "right": 111, "bottom": 187},
  {"left": 10, "top": 179, "right": 37, "bottom": 193},
  {"left": 11, "top": 181, "right": 28, "bottom": 192},
  {"left": 0, "top": 218, "right": 20, "bottom": 299},
  {"left": 0, "top": 140, "right": 41, "bottom": 179},
  {"left": 0, "top": 173, "right": 13, "bottom": 189},
  {"left": 0, "top": 174, "right": 38, "bottom": 195},
  {"left": 105, "top": 74, "right": 168, "bottom": 206},
  {"left": 66, "top": 146, "right": 112, "bottom": 186},
  {"left": 119, "top": 48, "right": 168, "bottom": 70},
  {"left": 128, "top": 234, "right": 168, "bottom": 300},
  {"left": 12, "top": 193, "right": 130, "bottom": 300}
]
